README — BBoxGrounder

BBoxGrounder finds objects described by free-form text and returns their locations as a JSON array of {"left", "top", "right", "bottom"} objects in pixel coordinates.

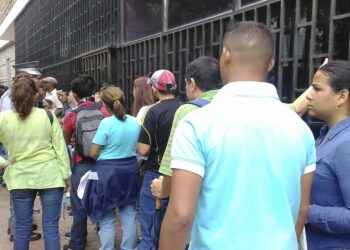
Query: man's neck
[
  {"left": 47, "top": 88, "right": 55, "bottom": 93},
  {"left": 158, "top": 95, "right": 175, "bottom": 101}
]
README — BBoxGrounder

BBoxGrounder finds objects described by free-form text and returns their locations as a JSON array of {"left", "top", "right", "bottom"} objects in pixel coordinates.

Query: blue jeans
[
  {"left": 98, "top": 204, "right": 138, "bottom": 250},
  {"left": 11, "top": 188, "right": 64, "bottom": 250},
  {"left": 139, "top": 171, "right": 168, "bottom": 250},
  {"left": 69, "top": 162, "right": 94, "bottom": 249}
]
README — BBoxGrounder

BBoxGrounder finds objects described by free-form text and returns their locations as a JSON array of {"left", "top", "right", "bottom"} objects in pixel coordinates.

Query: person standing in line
[
  {"left": 132, "top": 76, "right": 156, "bottom": 120},
  {"left": 305, "top": 60, "right": 350, "bottom": 249},
  {"left": 62, "top": 75, "right": 109, "bottom": 250},
  {"left": 137, "top": 70, "right": 181, "bottom": 249},
  {"left": 0, "top": 76, "right": 70, "bottom": 250},
  {"left": 1, "top": 66, "right": 43, "bottom": 243},
  {"left": 42, "top": 76, "right": 63, "bottom": 117},
  {"left": 57, "top": 90, "right": 73, "bottom": 118},
  {"left": 151, "top": 56, "right": 222, "bottom": 199},
  {"left": 88, "top": 86, "right": 140, "bottom": 250},
  {"left": 159, "top": 22, "right": 316, "bottom": 250}
]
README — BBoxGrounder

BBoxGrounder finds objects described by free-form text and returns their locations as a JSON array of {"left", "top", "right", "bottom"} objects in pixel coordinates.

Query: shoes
[
  {"left": 62, "top": 244, "right": 85, "bottom": 250},
  {"left": 32, "top": 224, "right": 38, "bottom": 231},
  {"left": 7, "top": 224, "right": 37, "bottom": 234},
  {"left": 9, "top": 232, "right": 42, "bottom": 242}
]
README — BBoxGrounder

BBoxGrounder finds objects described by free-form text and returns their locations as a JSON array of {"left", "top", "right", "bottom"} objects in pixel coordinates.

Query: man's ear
[
  {"left": 221, "top": 46, "right": 231, "bottom": 67},
  {"left": 267, "top": 58, "right": 275, "bottom": 73},
  {"left": 189, "top": 78, "right": 197, "bottom": 91}
]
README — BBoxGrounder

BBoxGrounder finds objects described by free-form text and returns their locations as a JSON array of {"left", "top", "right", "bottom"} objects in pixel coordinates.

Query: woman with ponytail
[
  {"left": 0, "top": 77, "right": 70, "bottom": 250},
  {"left": 89, "top": 86, "right": 140, "bottom": 250}
]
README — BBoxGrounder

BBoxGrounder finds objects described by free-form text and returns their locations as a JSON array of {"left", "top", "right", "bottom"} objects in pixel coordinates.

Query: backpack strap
[
  {"left": 188, "top": 99, "right": 210, "bottom": 108},
  {"left": 45, "top": 110, "right": 54, "bottom": 125},
  {"left": 72, "top": 101, "right": 103, "bottom": 114}
]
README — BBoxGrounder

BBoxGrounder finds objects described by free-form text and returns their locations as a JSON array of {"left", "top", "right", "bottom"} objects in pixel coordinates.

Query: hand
[
  {"left": 2, "top": 160, "right": 13, "bottom": 168},
  {"left": 64, "top": 179, "right": 70, "bottom": 193},
  {"left": 320, "top": 58, "right": 328, "bottom": 68},
  {"left": 151, "top": 176, "right": 164, "bottom": 198}
]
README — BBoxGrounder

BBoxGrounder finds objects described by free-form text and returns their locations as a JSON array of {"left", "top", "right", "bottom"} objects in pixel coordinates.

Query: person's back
[
  {"left": 177, "top": 83, "right": 314, "bottom": 249},
  {"left": 89, "top": 86, "right": 140, "bottom": 250},
  {"left": 159, "top": 22, "right": 315, "bottom": 250},
  {"left": 137, "top": 69, "right": 181, "bottom": 249},
  {"left": 95, "top": 114, "right": 140, "bottom": 160},
  {"left": 0, "top": 77, "right": 70, "bottom": 250}
]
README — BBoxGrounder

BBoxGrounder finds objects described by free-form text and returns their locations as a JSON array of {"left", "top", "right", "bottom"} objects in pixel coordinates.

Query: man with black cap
[
  {"left": 2, "top": 61, "right": 42, "bottom": 242},
  {"left": 42, "top": 76, "right": 63, "bottom": 116},
  {"left": 137, "top": 69, "right": 181, "bottom": 249}
]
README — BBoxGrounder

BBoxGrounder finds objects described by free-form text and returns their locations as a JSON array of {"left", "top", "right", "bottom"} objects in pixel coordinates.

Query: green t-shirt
[
  {"left": 159, "top": 90, "right": 218, "bottom": 176},
  {"left": 0, "top": 108, "right": 71, "bottom": 190}
]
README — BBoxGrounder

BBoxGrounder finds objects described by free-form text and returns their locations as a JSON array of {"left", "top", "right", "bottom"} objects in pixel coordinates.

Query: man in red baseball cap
[{"left": 137, "top": 69, "right": 181, "bottom": 249}]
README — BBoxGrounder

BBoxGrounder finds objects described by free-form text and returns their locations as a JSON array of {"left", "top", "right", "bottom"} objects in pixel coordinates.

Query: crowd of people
[{"left": 0, "top": 21, "right": 349, "bottom": 250}]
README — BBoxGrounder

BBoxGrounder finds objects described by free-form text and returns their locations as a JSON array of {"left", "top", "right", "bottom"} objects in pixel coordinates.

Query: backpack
[
  {"left": 72, "top": 102, "right": 104, "bottom": 158},
  {"left": 188, "top": 98, "right": 210, "bottom": 107}
]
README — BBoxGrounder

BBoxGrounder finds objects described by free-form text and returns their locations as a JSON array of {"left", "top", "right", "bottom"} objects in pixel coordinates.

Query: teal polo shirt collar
[{"left": 213, "top": 81, "right": 280, "bottom": 101}]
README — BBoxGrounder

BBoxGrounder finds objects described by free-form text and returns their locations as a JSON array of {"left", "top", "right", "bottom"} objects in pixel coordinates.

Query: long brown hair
[
  {"left": 11, "top": 77, "right": 38, "bottom": 120},
  {"left": 101, "top": 86, "right": 126, "bottom": 121},
  {"left": 132, "top": 76, "right": 155, "bottom": 116}
]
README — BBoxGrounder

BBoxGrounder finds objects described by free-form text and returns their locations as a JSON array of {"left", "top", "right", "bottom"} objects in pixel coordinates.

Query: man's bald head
[
  {"left": 223, "top": 22, "right": 273, "bottom": 66},
  {"left": 220, "top": 22, "right": 274, "bottom": 84}
]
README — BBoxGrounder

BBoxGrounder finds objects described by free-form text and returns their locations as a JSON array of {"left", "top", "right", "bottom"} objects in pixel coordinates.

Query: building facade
[
  {"left": 14, "top": 0, "right": 350, "bottom": 133},
  {"left": 0, "top": 42, "right": 15, "bottom": 87},
  {"left": 0, "top": 0, "right": 17, "bottom": 86}
]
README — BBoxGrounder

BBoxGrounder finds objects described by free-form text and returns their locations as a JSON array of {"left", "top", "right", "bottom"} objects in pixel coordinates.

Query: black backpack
[{"left": 72, "top": 102, "right": 104, "bottom": 158}]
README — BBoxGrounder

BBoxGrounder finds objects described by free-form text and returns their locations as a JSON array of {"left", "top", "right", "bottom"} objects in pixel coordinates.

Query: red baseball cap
[{"left": 147, "top": 70, "right": 177, "bottom": 91}]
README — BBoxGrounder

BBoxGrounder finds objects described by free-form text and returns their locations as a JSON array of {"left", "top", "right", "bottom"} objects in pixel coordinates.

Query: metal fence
[
  {"left": 15, "top": 0, "right": 119, "bottom": 67},
  {"left": 14, "top": 0, "right": 350, "bottom": 134},
  {"left": 231, "top": 0, "right": 350, "bottom": 135}
]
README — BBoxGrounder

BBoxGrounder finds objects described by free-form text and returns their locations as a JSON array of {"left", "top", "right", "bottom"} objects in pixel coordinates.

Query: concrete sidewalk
[{"left": 0, "top": 185, "right": 123, "bottom": 250}]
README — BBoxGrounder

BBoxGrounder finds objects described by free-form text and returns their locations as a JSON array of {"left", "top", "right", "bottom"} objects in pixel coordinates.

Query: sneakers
[
  {"left": 9, "top": 232, "right": 42, "bottom": 242},
  {"left": 62, "top": 245, "right": 85, "bottom": 250}
]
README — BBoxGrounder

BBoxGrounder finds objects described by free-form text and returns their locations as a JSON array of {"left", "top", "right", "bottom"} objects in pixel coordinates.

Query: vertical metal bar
[
  {"left": 278, "top": 0, "right": 285, "bottom": 96},
  {"left": 292, "top": 0, "right": 300, "bottom": 99},
  {"left": 308, "top": 0, "right": 317, "bottom": 82},
  {"left": 210, "top": 22, "right": 214, "bottom": 56},
  {"left": 328, "top": 0, "right": 336, "bottom": 60},
  {"left": 164, "top": 0, "right": 168, "bottom": 32},
  {"left": 267, "top": 4, "right": 271, "bottom": 31},
  {"left": 233, "top": 0, "right": 240, "bottom": 12},
  {"left": 254, "top": 7, "right": 258, "bottom": 21},
  {"left": 348, "top": 31, "right": 350, "bottom": 60}
]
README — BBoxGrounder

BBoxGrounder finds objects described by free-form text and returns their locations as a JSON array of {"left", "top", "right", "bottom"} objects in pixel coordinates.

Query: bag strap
[
  {"left": 188, "top": 99, "right": 210, "bottom": 108},
  {"left": 45, "top": 110, "right": 54, "bottom": 125}
]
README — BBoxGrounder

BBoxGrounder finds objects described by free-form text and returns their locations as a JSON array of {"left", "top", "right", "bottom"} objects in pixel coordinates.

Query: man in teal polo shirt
[
  {"left": 159, "top": 22, "right": 316, "bottom": 250},
  {"left": 151, "top": 56, "right": 222, "bottom": 198}
]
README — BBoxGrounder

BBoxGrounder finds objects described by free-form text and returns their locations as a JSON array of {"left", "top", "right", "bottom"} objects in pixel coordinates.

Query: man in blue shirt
[{"left": 159, "top": 22, "right": 316, "bottom": 250}]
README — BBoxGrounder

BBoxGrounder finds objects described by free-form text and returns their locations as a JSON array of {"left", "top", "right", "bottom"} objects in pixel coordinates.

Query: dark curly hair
[{"left": 11, "top": 77, "right": 38, "bottom": 120}]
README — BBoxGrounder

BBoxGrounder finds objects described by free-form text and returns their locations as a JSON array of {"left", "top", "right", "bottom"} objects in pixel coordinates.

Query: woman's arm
[
  {"left": 290, "top": 86, "right": 312, "bottom": 116},
  {"left": 308, "top": 142, "right": 350, "bottom": 233},
  {"left": 0, "top": 156, "right": 11, "bottom": 168},
  {"left": 89, "top": 143, "right": 101, "bottom": 160}
]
